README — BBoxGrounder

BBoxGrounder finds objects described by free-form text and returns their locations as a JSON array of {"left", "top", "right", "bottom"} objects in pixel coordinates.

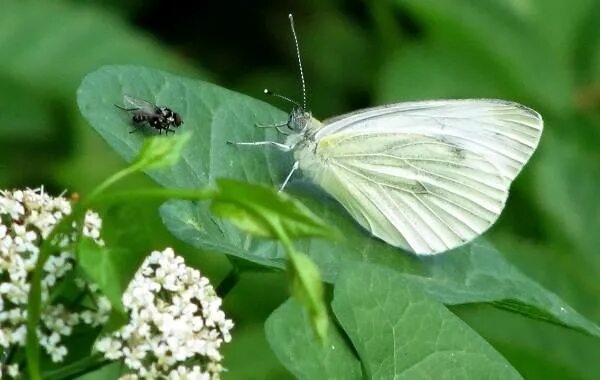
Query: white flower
[
  {"left": 96, "top": 248, "right": 233, "bottom": 379},
  {"left": 96, "top": 336, "right": 124, "bottom": 360},
  {"left": 0, "top": 187, "right": 110, "bottom": 371},
  {"left": 83, "top": 211, "right": 103, "bottom": 241},
  {"left": 0, "top": 195, "right": 25, "bottom": 220}
]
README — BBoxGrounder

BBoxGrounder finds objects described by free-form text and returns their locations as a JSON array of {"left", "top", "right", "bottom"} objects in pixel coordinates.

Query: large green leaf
[
  {"left": 331, "top": 264, "right": 522, "bottom": 379},
  {"left": 222, "top": 323, "right": 293, "bottom": 380},
  {"left": 265, "top": 300, "right": 362, "bottom": 380},
  {"left": 132, "top": 132, "right": 192, "bottom": 171},
  {"left": 77, "top": 65, "right": 600, "bottom": 338}
]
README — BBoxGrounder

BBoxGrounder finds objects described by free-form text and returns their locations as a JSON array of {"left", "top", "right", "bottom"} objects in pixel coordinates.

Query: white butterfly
[{"left": 231, "top": 14, "right": 543, "bottom": 255}]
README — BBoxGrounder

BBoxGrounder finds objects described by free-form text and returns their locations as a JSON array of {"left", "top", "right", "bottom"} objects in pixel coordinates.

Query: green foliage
[
  {"left": 78, "top": 65, "right": 599, "bottom": 337},
  {"left": 3, "top": 0, "right": 600, "bottom": 378},
  {"left": 76, "top": 62, "right": 600, "bottom": 377},
  {"left": 212, "top": 179, "right": 335, "bottom": 239}
]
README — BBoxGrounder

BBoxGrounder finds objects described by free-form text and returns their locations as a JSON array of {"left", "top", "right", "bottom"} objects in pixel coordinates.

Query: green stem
[
  {"left": 216, "top": 267, "right": 241, "bottom": 297},
  {"left": 271, "top": 223, "right": 303, "bottom": 278},
  {"left": 26, "top": 209, "right": 84, "bottom": 380},
  {"left": 273, "top": 224, "right": 295, "bottom": 256},
  {"left": 84, "top": 187, "right": 215, "bottom": 208},
  {"left": 42, "top": 353, "right": 108, "bottom": 380},
  {"left": 86, "top": 165, "right": 138, "bottom": 202}
]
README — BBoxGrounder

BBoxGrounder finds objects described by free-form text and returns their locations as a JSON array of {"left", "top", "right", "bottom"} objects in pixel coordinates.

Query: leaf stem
[
  {"left": 84, "top": 187, "right": 215, "bottom": 207},
  {"left": 216, "top": 267, "right": 241, "bottom": 297},
  {"left": 86, "top": 165, "right": 138, "bottom": 202},
  {"left": 42, "top": 353, "right": 108, "bottom": 380},
  {"left": 26, "top": 208, "right": 84, "bottom": 380}
]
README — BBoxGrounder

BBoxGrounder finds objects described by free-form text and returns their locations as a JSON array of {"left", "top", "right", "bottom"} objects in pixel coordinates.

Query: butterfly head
[{"left": 288, "top": 107, "right": 311, "bottom": 132}]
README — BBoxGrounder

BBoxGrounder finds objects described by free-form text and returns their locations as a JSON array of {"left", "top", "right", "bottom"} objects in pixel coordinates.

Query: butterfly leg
[
  {"left": 255, "top": 121, "right": 287, "bottom": 128},
  {"left": 279, "top": 161, "right": 299, "bottom": 192},
  {"left": 255, "top": 121, "right": 290, "bottom": 135},
  {"left": 227, "top": 140, "right": 292, "bottom": 152}
]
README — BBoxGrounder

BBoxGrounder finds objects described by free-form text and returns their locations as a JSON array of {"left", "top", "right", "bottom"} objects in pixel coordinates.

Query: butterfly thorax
[{"left": 288, "top": 110, "right": 325, "bottom": 180}]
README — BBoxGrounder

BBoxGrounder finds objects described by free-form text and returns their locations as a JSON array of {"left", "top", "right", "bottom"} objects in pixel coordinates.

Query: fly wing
[
  {"left": 123, "top": 95, "right": 158, "bottom": 115},
  {"left": 309, "top": 99, "right": 542, "bottom": 255}
]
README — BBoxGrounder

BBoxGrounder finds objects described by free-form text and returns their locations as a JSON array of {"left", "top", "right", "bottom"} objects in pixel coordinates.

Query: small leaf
[
  {"left": 287, "top": 250, "right": 328, "bottom": 343},
  {"left": 132, "top": 131, "right": 191, "bottom": 171},
  {"left": 212, "top": 179, "right": 336, "bottom": 240},
  {"left": 332, "top": 264, "right": 522, "bottom": 379},
  {"left": 210, "top": 201, "right": 273, "bottom": 238},
  {"left": 265, "top": 299, "right": 362, "bottom": 380}
]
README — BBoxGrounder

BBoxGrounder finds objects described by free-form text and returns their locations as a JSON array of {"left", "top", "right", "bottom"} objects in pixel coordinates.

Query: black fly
[{"left": 115, "top": 95, "right": 183, "bottom": 135}]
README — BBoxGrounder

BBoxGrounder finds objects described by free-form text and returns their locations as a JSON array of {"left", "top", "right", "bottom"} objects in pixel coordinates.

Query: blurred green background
[{"left": 1, "top": 0, "right": 599, "bottom": 378}]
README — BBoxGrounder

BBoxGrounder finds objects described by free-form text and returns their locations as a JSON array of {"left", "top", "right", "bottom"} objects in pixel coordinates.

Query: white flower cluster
[
  {"left": 96, "top": 248, "right": 234, "bottom": 380},
  {"left": 0, "top": 187, "right": 111, "bottom": 376}
]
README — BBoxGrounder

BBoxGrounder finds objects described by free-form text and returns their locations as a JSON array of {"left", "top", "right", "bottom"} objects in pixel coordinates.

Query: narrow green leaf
[
  {"left": 265, "top": 299, "right": 362, "bottom": 380},
  {"left": 287, "top": 250, "right": 328, "bottom": 343},
  {"left": 213, "top": 179, "right": 336, "bottom": 240},
  {"left": 132, "top": 131, "right": 191, "bottom": 171},
  {"left": 332, "top": 264, "right": 522, "bottom": 379},
  {"left": 210, "top": 201, "right": 272, "bottom": 238}
]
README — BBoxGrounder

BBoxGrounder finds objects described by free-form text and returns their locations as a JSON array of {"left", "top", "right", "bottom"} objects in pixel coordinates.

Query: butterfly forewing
[
  {"left": 297, "top": 99, "right": 543, "bottom": 255},
  {"left": 317, "top": 99, "right": 542, "bottom": 181}
]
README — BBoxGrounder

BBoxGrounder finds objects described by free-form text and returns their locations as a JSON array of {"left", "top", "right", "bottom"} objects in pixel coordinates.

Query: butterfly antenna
[
  {"left": 263, "top": 89, "right": 301, "bottom": 108},
  {"left": 288, "top": 13, "right": 307, "bottom": 110}
]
